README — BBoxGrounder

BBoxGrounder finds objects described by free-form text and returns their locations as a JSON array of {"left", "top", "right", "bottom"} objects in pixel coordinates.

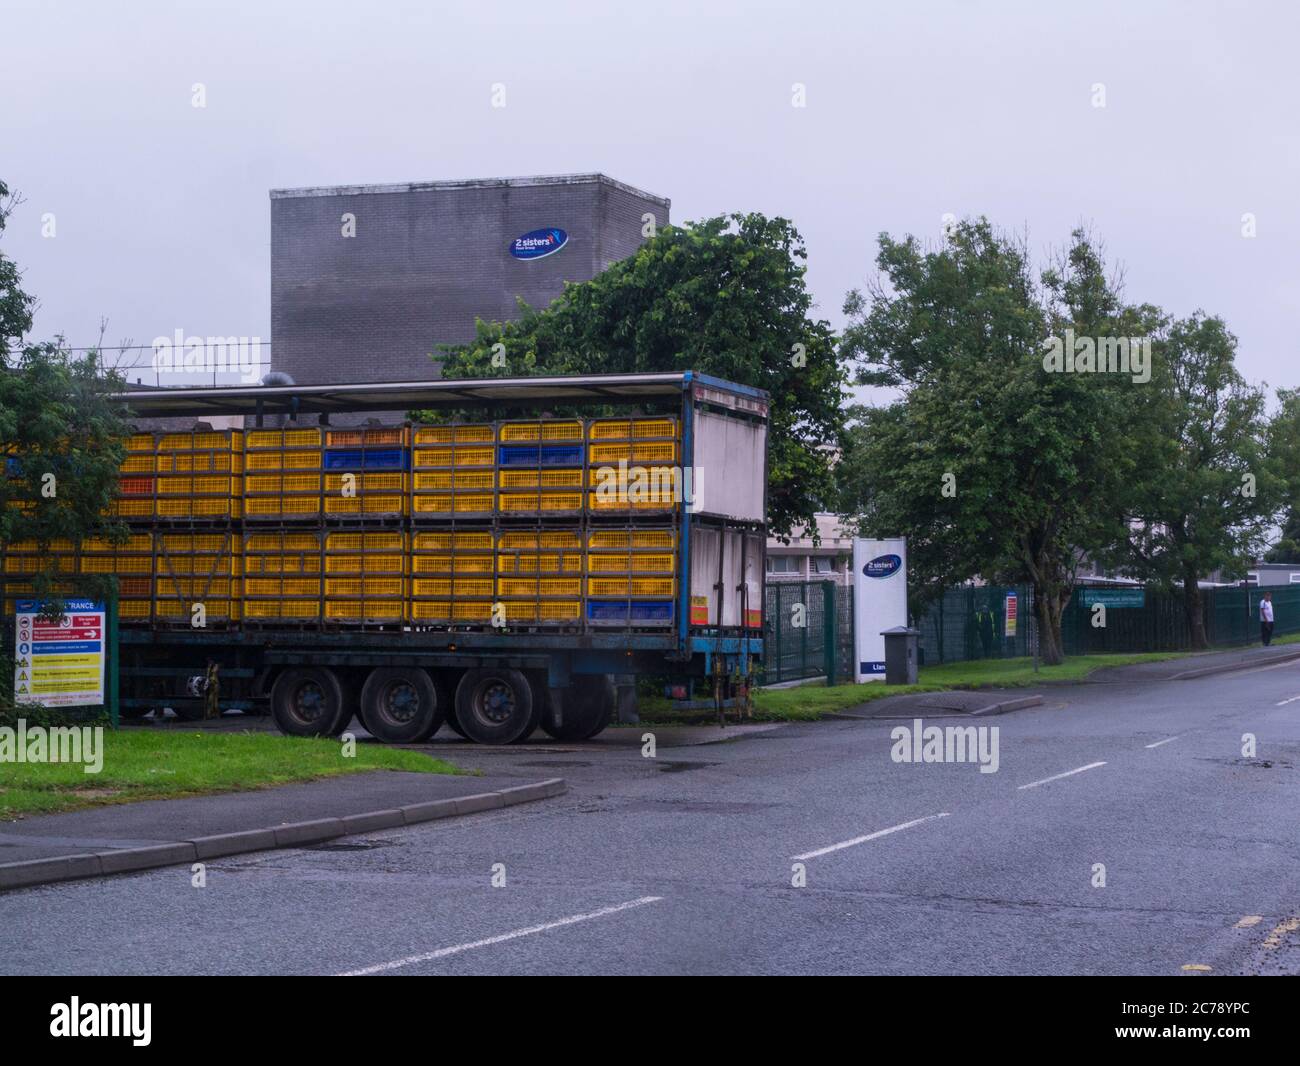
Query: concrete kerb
[{"left": 0, "top": 778, "right": 567, "bottom": 893}]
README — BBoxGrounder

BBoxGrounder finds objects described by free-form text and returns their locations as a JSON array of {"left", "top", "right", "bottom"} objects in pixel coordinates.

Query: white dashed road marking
[
  {"left": 1017, "top": 762, "right": 1106, "bottom": 791},
  {"left": 792, "top": 812, "right": 951, "bottom": 861}
]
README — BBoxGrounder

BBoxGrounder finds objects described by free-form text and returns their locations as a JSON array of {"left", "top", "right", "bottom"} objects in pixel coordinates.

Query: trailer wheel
[
  {"left": 541, "top": 674, "right": 616, "bottom": 741},
  {"left": 271, "top": 667, "right": 347, "bottom": 737},
  {"left": 359, "top": 668, "right": 445, "bottom": 744},
  {"left": 454, "top": 668, "right": 534, "bottom": 745}
]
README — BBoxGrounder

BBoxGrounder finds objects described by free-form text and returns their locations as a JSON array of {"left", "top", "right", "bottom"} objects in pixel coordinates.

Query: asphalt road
[{"left": 3, "top": 661, "right": 1299, "bottom": 976}]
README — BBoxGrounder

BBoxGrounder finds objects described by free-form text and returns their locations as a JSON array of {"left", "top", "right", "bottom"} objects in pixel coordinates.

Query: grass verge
[
  {"left": 638, "top": 650, "right": 1193, "bottom": 723},
  {"left": 0, "top": 728, "right": 457, "bottom": 819}
]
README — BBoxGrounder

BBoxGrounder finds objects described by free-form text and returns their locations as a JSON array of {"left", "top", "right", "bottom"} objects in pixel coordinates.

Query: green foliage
[
  {"left": 838, "top": 220, "right": 1151, "bottom": 663},
  {"left": 0, "top": 178, "right": 133, "bottom": 611},
  {"left": 433, "top": 214, "right": 847, "bottom": 537}
]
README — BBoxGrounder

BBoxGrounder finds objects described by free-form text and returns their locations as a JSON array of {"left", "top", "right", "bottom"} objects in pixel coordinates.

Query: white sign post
[
  {"left": 852, "top": 538, "right": 908, "bottom": 682},
  {"left": 13, "top": 599, "right": 106, "bottom": 707}
]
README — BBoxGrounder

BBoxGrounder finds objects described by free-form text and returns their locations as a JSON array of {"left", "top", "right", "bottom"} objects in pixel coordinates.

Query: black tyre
[
  {"left": 359, "top": 667, "right": 445, "bottom": 744},
  {"left": 454, "top": 667, "right": 535, "bottom": 745},
  {"left": 271, "top": 667, "right": 348, "bottom": 737},
  {"left": 510, "top": 674, "right": 545, "bottom": 744},
  {"left": 540, "top": 674, "right": 616, "bottom": 741}
]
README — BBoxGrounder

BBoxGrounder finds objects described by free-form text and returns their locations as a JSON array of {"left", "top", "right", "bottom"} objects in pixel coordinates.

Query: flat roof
[
  {"left": 112, "top": 371, "right": 767, "bottom": 418},
  {"left": 269, "top": 172, "right": 671, "bottom": 209}
]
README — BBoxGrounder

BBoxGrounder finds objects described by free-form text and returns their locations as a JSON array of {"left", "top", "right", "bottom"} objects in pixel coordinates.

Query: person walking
[{"left": 1260, "top": 592, "right": 1274, "bottom": 646}]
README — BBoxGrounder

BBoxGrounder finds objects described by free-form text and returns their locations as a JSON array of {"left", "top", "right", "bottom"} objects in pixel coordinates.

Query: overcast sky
[{"left": 3, "top": 0, "right": 1297, "bottom": 395}]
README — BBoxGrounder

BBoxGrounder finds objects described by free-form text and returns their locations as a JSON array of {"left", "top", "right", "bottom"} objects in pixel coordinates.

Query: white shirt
[{"left": 1261, "top": 600, "right": 1274, "bottom": 622}]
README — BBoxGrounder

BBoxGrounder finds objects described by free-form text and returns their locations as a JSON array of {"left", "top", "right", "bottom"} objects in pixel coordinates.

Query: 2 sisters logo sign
[
  {"left": 509, "top": 227, "right": 568, "bottom": 260},
  {"left": 863, "top": 554, "right": 902, "bottom": 579}
]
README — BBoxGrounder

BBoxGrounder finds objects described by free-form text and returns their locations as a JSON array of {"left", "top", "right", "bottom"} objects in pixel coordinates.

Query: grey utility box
[{"left": 880, "top": 626, "right": 920, "bottom": 685}]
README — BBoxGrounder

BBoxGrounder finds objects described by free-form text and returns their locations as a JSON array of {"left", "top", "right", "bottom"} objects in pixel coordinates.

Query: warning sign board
[{"left": 14, "top": 599, "right": 105, "bottom": 707}]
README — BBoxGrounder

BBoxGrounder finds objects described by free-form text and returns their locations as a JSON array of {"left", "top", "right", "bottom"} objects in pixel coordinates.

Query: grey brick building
[{"left": 269, "top": 173, "right": 670, "bottom": 388}]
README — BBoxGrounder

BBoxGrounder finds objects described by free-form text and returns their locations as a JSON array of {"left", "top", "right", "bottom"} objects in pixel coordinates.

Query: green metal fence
[
  {"left": 914, "top": 584, "right": 1036, "bottom": 666},
  {"left": 763, "top": 581, "right": 854, "bottom": 684}
]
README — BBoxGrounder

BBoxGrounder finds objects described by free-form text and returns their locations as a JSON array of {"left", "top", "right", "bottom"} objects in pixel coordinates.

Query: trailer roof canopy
[{"left": 112, "top": 371, "right": 766, "bottom": 419}]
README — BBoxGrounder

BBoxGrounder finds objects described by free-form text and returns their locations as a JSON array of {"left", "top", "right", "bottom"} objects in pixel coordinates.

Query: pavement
[
  {"left": 1080, "top": 641, "right": 1300, "bottom": 682},
  {"left": 0, "top": 771, "right": 565, "bottom": 891}
]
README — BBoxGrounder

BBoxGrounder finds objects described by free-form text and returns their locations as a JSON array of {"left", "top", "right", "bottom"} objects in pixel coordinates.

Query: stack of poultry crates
[
  {"left": 243, "top": 427, "right": 324, "bottom": 521},
  {"left": 242, "top": 530, "right": 323, "bottom": 625},
  {"left": 153, "top": 531, "right": 241, "bottom": 627},
  {"left": 408, "top": 529, "right": 495, "bottom": 624},
  {"left": 323, "top": 530, "right": 405, "bottom": 626},
  {"left": 153, "top": 429, "right": 244, "bottom": 521},
  {"left": 584, "top": 417, "right": 681, "bottom": 627},
  {"left": 409, "top": 424, "right": 496, "bottom": 518},
  {"left": 495, "top": 529, "right": 584, "bottom": 624},
  {"left": 322, "top": 426, "right": 407, "bottom": 520},
  {"left": 496, "top": 420, "right": 585, "bottom": 516},
  {"left": 0, "top": 538, "right": 77, "bottom": 616}
]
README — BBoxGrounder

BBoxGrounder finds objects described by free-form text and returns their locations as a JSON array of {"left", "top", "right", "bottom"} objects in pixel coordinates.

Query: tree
[
  {"left": 1264, "top": 388, "right": 1300, "bottom": 563},
  {"left": 1109, "top": 314, "right": 1281, "bottom": 648},
  {"left": 434, "top": 214, "right": 847, "bottom": 538},
  {"left": 0, "top": 181, "right": 131, "bottom": 604},
  {"left": 838, "top": 219, "right": 1145, "bottom": 664}
]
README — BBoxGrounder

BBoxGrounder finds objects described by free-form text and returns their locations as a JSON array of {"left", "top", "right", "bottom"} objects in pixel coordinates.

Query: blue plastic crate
[
  {"left": 498, "top": 444, "right": 584, "bottom": 467},
  {"left": 323, "top": 448, "right": 406, "bottom": 470},
  {"left": 585, "top": 599, "right": 674, "bottom": 625}
]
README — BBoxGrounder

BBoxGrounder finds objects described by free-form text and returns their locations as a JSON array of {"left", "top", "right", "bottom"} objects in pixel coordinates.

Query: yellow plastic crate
[
  {"left": 409, "top": 601, "right": 452, "bottom": 621},
  {"left": 325, "top": 577, "right": 404, "bottom": 598},
  {"left": 325, "top": 600, "right": 403, "bottom": 622},
  {"left": 412, "top": 494, "right": 451, "bottom": 515},
  {"left": 324, "top": 472, "right": 405, "bottom": 492},
  {"left": 452, "top": 578, "right": 494, "bottom": 597},
  {"left": 155, "top": 598, "right": 239, "bottom": 620},
  {"left": 324, "top": 553, "right": 403, "bottom": 575},
  {"left": 244, "top": 555, "right": 320, "bottom": 575},
  {"left": 3, "top": 555, "right": 74, "bottom": 574},
  {"left": 245, "top": 473, "right": 322, "bottom": 494},
  {"left": 453, "top": 557, "right": 495, "bottom": 573},
  {"left": 155, "top": 577, "right": 236, "bottom": 598},
  {"left": 157, "top": 430, "right": 243, "bottom": 452},
  {"left": 323, "top": 494, "right": 405, "bottom": 515},
  {"left": 588, "top": 420, "right": 631, "bottom": 440},
  {"left": 244, "top": 599, "right": 320, "bottom": 620},
  {"left": 587, "top": 441, "right": 679, "bottom": 464},
  {"left": 413, "top": 424, "right": 494, "bottom": 445},
  {"left": 496, "top": 552, "right": 582, "bottom": 574},
  {"left": 499, "top": 419, "right": 583, "bottom": 442},
  {"left": 587, "top": 552, "right": 676, "bottom": 573},
  {"left": 246, "top": 428, "right": 322, "bottom": 449},
  {"left": 497, "top": 577, "right": 581, "bottom": 597},
  {"left": 245, "top": 449, "right": 322, "bottom": 471},
  {"left": 501, "top": 600, "right": 582, "bottom": 622},
  {"left": 497, "top": 531, "right": 581, "bottom": 550},
  {"left": 587, "top": 490, "right": 678, "bottom": 511},
  {"left": 587, "top": 576, "right": 676, "bottom": 597},
  {"left": 126, "top": 433, "right": 155, "bottom": 452},
  {"left": 587, "top": 465, "right": 680, "bottom": 488},
  {"left": 411, "top": 578, "right": 452, "bottom": 597},
  {"left": 82, "top": 534, "right": 152, "bottom": 553},
  {"left": 246, "top": 532, "right": 320, "bottom": 552},
  {"left": 325, "top": 532, "right": 404, "bottom": 552},
  {"left": 453, "top": 493, "right": 495, "bottom": 513},
  {"left": 245, "top": 577, "right": 319, "bottom": 596},
  {"left": 111, "top": 499, "right": 154, "bottom": 518},
  {"left": 158, "top": 533, "right": 228, "bottom": 552},
  {"left": 412, "top": 444, "right": 496, "bottom": 467},
  {"left": 324, "top": 427, "right": 406, "bottom": 447},
  {"left": 499, "top": 491, "right": 582, "bottom": 512},
  {"left": 119, "top": 454, "right": 155, "bottom": 473},
  {"left": 410, "top": 554, "right": 452, "bottom": 574},
  {"left": 156, "top": 452, "right": 242, "bottom": 474},
  {"left": 588, "top": 417, "right": 678, "bottom": 440},
  {"left": 413, "top": 470, "right": 495, "bottom": 490},
  {"left": 498, "top": 469, "right": 583, "bottom": 489},
  {"left": 119, "top": 600, "right": 152, "bottom": 619},
  {"left": 587, "top": 530, "right": 675, "bottom": 549},
  {"left": 154, "top": 498, "right": 242, "bottom": 518},
  {"left": 245, "top": 495, "right": 320, "bottom": 518}
]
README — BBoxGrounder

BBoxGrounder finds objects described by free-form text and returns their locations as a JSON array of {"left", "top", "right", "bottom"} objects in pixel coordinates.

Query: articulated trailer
[{"left": 99, "top": 371, "right": 768, "bottom": 745}]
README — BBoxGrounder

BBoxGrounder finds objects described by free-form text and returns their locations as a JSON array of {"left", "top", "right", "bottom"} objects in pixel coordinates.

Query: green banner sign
[{"left": 1081, "top": 588, "right": 1145, "bottom": 609}]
